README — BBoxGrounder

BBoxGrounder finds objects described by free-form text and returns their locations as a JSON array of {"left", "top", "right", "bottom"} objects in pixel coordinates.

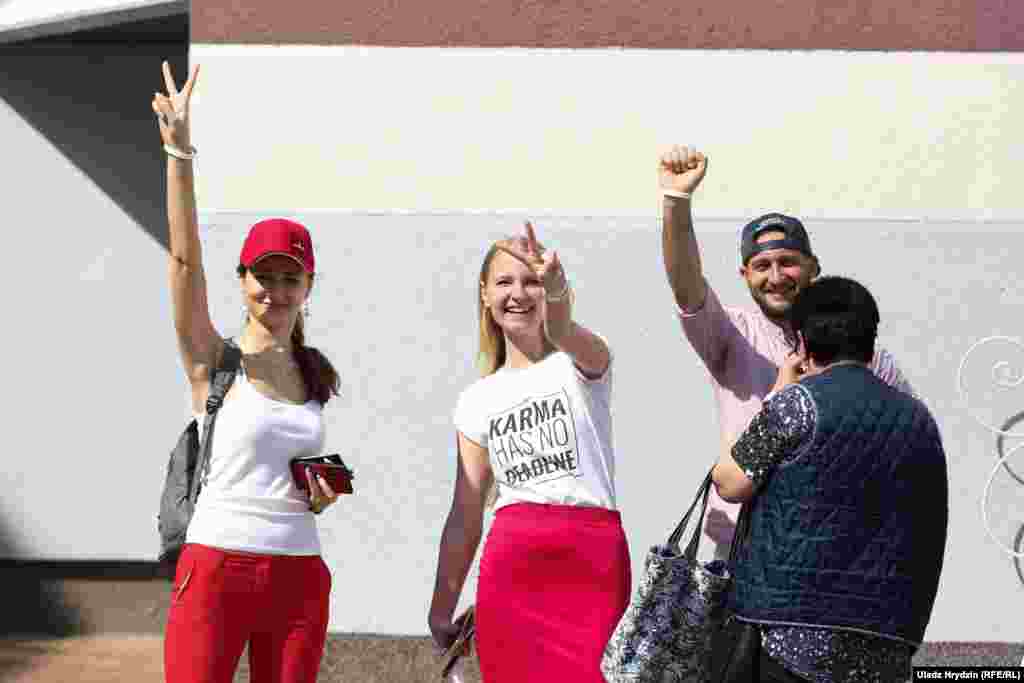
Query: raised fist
[{"left": 659, "top": 145, "right": 708, "bottom": 195}]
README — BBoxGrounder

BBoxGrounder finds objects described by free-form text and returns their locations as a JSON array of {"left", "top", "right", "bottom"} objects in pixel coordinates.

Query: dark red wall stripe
[{"left": 192, "top": 0, "right": 1023, "bottom": 51}]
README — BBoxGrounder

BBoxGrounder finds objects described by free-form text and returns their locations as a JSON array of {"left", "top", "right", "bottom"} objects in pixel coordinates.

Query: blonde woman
[{"left": 428, "top": 223, "right": 630, "bottom": 681}]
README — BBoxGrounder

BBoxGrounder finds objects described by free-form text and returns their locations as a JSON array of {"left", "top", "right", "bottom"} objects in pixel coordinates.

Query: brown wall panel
[{"left": 192, "top": 0, "right": 1023, "bottom": 51}]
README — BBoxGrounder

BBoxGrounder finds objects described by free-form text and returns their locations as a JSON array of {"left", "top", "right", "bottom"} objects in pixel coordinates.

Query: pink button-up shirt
[{"left": 678, "top": 280, "right": 913, "bottom": 554}]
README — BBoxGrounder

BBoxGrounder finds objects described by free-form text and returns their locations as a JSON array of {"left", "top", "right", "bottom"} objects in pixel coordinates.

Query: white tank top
[{"left": 186, "top": 367, "right": 326, "bottom": 555}]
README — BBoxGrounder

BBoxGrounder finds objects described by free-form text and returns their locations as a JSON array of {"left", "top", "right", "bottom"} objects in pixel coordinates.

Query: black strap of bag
[
  {"left": 667, "top": 471, "right": 713, "bottom": 558},
  {"left": 189, "top": 340, "right": 242, "bottom": 504},
  {"left": 666, "top": 469, "right": 749, "bottom": 565},
  {"left": 728, "top": 501, "right": 752, "bottom": 565}
]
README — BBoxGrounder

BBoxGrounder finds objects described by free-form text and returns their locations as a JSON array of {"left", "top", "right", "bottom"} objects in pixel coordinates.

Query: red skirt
[{"left": 476, "top": 502, "right": 631, "bottom": 682}]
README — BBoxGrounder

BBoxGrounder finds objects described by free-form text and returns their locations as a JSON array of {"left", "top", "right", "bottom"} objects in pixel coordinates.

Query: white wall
[
  {"left": 0, "top": 48, "right": 188, "bottom": 559},
  {"left": 0, "top": 98, "right": 180, "bottom": 557},
  {"left": 189, "top": 46, "right": 1023, "bottom": 221},
  {"left": 184, "top": 213, "right": 1023, "bottom": 643}
]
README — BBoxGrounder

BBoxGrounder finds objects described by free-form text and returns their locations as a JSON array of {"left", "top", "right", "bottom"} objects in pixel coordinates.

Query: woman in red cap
[
  {"left": 428, "top": 223, "right": 631, "bottom": 681},
  {"left": 153, "top": 62, "right": 341, "bottom": 683}
]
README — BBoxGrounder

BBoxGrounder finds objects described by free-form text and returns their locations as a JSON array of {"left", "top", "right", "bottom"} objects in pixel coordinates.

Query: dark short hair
[{"left": 789, "top": 276, "right": 879, "bottom": 365}]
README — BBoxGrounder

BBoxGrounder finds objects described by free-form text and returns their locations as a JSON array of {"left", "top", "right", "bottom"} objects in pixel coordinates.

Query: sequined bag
[{"left": 601, "top": 471, "right": 746, "bottom": 683}]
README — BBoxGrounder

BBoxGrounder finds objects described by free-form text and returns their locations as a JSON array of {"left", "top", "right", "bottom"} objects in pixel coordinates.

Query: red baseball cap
[{"left": 239, "top": 218, "right": 315, "bottom": 273}]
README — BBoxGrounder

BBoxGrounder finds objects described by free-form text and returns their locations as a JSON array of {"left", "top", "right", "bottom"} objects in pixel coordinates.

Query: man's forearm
[{"left": 662, "top": 195, "right": 707, "bottom": 311}]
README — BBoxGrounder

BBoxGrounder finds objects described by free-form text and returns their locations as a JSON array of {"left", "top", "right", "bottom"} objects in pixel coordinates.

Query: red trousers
[
  {"left": 475, "top": 503, "right": 631, "bottom": 682},
  {"left": 164, "top": 543, "right": 331, "bottom": 683}
]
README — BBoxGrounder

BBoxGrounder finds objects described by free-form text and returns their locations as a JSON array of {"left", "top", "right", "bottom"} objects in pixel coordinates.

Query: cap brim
[{"left": 250, "top": 252, "right": 310, "bottom": 272}]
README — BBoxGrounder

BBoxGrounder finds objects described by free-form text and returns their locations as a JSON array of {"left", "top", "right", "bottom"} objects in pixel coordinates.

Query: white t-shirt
[
  {"left": 453, "top": 350, "right": 617, "bottom": 511},
  {"left": 186, "top": 369, "right": 326, "bottom": 555}
]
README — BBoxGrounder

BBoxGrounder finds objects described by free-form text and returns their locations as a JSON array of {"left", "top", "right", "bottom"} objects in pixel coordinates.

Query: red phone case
[{"left": 290, "top": 462, "right": 354, "bottom": 495}]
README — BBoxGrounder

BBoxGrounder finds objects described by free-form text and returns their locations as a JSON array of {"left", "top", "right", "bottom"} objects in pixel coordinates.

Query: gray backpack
[{"left": 157, "top": 340, "right": 242, "bottom": 568}]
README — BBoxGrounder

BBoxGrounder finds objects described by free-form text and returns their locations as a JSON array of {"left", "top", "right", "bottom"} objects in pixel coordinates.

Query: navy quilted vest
[{"left": 730, "top": 364, "right": 948, "bottom": 645}]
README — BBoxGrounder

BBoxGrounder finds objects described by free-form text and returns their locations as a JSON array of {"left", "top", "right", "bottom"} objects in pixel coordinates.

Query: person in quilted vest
[{"left": 712, "top": 276, "right": 949, "bottom": 682}]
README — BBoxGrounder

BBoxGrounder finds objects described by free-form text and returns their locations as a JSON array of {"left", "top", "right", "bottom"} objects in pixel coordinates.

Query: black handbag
[
  {"left": 157, "top": 340, "right": 241, "bottom": 569},
  {"left": 707, "top": 502, "right": 758, "bottom": 683}
]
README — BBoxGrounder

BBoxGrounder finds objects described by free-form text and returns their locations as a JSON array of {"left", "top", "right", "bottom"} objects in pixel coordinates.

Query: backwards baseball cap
[
  {"left": 239, "top": 218, "right": 315, "bottom": 273},
  {"left": 740, "top": 212, "right": 814, "bottom": 265}
]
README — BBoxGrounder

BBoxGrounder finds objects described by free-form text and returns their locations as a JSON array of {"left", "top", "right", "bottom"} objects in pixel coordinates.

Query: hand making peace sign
[
  {"left": 152, "top": 61, "right": 200, "bottom": 151},
  {"left": 499, "top": 221, "right": 570, "bottom": 302}
]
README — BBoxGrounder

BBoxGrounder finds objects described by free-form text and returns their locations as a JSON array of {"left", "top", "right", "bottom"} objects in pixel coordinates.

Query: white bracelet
[
  {"left": 546, "top": 278, "right": 571, "bottom": 303},
  {"left": 163, "top": 143, "right": 197, "bottom": 160},
  {"left": 662, "top": 188, "right": 691, "bottom": 199}
]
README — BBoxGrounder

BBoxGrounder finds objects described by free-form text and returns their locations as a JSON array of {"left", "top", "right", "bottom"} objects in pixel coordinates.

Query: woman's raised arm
[
  {"left": 503, "top": 222, "right": 610, "bottom": 378},
  {"left": 153, "top": 61, "right": 223, "bottom": 408}
]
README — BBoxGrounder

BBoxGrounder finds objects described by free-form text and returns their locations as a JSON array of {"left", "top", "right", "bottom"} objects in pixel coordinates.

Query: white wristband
[
  {"left": 662, "top": 189, "right": 691, "bottom": 200},
  {"left": 163, "top": 143, "right": 197, "bottom": 160}
]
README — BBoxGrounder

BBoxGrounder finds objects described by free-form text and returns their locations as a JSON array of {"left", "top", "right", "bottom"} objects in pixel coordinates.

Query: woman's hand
[
  {"left": 152, "top": 61, "right": 199, "bottom": 150},
  {"left": 306, "top": 469, "right": 339, "bottom": 514},
  {"left": 771, "top": 351, "right": 806, "bottom": 394},
  {"left": 500, "top": 221, "right": 568, "bottom": 302},
  {"left": 429, "top": 615, "right": 461, "bottom": 653},
  {"left": 704, "top": 505, "right": 736, "bottom": 546}
]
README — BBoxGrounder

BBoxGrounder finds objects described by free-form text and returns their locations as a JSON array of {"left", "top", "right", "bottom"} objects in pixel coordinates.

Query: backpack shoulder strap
[
  {"left": 205, "top": 338, "right": 242, "bottom": 415},
  {"left": 191, "top": 339, "right": 242, "bottom": 504}
]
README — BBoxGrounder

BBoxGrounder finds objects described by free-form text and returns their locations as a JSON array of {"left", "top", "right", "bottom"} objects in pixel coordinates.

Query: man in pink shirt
[{"left": 658, "top": 145, "right": 914, "bottom": 557}]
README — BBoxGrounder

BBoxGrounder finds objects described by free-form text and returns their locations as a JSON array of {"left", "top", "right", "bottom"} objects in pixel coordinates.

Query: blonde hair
[{"left": 477, "top": 242, "right": 508, "bottom": 377}]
